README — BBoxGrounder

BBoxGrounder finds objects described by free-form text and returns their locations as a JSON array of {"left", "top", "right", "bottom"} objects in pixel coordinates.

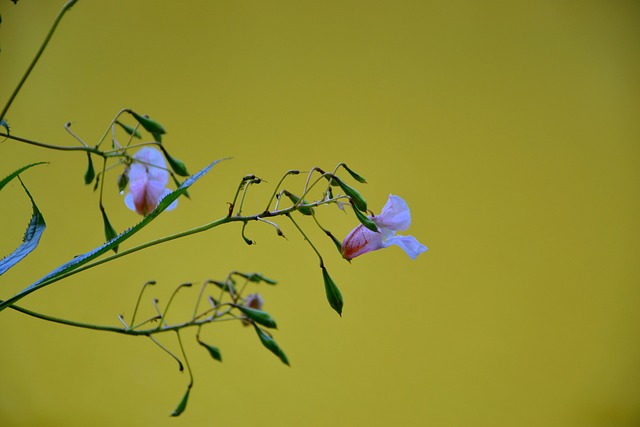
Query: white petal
[
  {"left": 158, "top": 188, "right": 178, "bottom": 211},
  {"left": 133, "top": 147, "right": 169, "bottom": 185},
  {"left": 374, "top": 194, "right": 411, "bottom": 231},
  {"left": 341, "top": 224, "right": 384, "bottom": 260},
  {"left": 124, "top": 193, "right": 136, "bottom": 212},
  {"left": 383, "top": 234, "right": 428, "bottom": 260}
]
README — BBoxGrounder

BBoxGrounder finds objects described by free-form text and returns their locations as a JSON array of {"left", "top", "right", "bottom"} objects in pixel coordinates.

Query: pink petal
[{"left": 341, "top": 224, "right": 384, "bottom": 260}]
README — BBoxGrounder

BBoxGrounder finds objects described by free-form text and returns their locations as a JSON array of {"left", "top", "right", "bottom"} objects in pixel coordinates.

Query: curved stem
[{"left": 0, "top": 0, "right": 79, "bottom": 122}]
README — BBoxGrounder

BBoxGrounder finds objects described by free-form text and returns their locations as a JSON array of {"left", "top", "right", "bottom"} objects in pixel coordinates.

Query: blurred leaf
[
  {"left": 208, "top": 279, "right": 237, "bottom": 295},
  {"left": 100, "top": 207, "right": 118, "bottom": 253},
  {"left": 84, "top": 153, "right": 95, "bottom": 185},
  {"left": 341, "top": 164, "right": 367, "bottom": 183},
  {"left": 352, "top": 203, "right": 378, "bottom": 232},
  {"left": 115, "top": 120, "right": 141, "bottom": 139},
  {"left": 325, "top": 231, "right": 343, "bottom": 254},
  {"left": 254, "top": 325, "right": 290, "bottom": 366},
  {"left": 128, "top": 110, "right": 166, "bottom": 136},
  {"left": 0, "top": 158, "right": 227, "bottom": 312},
  {"left": 237, "top": 305, "right": 277, "bottom": 329},
  {"left": 331, "top": 175, "right": 367, "bottom": 212},
  {"left": 151, "top": 132, "right": 163, "bottom": 143},
  {"left": 198, "top": 340, "right": 222, "bottom": 362},
  {"left": 0, "top": 179, "right": 46, "bottom": 276},
  {"left": 245, "top": 273, "right": 277, "bottom": 285},
  {"left": 322, "top": 266, "right": 343, "bottom": 316},
  {"left": 158, "top": 144, "right": 189, "bottom": 176},
  {"left": 170, "top": 387, "right": 190, "bottom": 417}
]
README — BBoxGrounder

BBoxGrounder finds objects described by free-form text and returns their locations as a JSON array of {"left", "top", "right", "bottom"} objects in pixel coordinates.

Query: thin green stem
[
  {"left": 0, "top": 0, "right": 79, "bottom": 122},
  {"left": 286, "top": 214, "right": 325, "bottom": 268},
  {"left": 130, "top": 280, "right": 156, "bottom": 326},
  {"left": 0, "top": 132, "right": 102, "bottom": 154},
  {"left": 264, "top": 170, "right": 300, "bottom": 212}
]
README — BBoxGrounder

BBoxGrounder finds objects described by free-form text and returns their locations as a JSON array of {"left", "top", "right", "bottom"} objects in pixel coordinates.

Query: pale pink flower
[
  {"left": 244, "top": 293, "right": 264, "bottom": 310},
  {"left": 341, "top": 194, "right": 427, "bottom": 260},
  {"left": 124, "top": 147, "right": 177, "bottom": 216}
]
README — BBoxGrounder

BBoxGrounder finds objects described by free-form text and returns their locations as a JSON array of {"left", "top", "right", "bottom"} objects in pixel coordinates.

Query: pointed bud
[
  {"left": 236, "top": 305, "right": 277, "bottom": 329},
  {"left": 115, "top": 120, "right": 141, "bottom": 139},
  {"left": 198, "top": 340, "right": 222, "bottom": 362},
  {"left": 128, "top": 110, "right": 166, "bottom": 136},
  {"left": 84, "top": 153, "right": 95, "bottom": 185},
  {"left": 341, "top": 164, "right": 367, "bottom": 183},
  {"left": 100, "top": 207, "right": 119, "bottom": 253},
  {"left": 284, "top": 190, "right": 314, "bottom": 215},
  {"left": 330, "top": 175, "right": 367, "bottom": 212},
  {"left": 254, "top": 325, "right": 290, "bottom": 366},
  {"left": 158, "top": 145, "right": 189, "bottom": 176},
  {"left": 170, "top": 387, "right": 190, "bottom": 417},
  {"left": 322, "top": 266, "right": 343, "bottom": 316}
]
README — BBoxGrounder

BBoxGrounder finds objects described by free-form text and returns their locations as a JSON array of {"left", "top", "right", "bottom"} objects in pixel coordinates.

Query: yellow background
[{"left": 1, "top": 1, "right": 639, "bottom": 426}]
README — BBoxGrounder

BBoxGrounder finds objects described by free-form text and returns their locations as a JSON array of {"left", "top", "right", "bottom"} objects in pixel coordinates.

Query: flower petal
[
  {"left": 373, "top": 194, "right": 411, "bottom": 231},
  {"left": 383, "top": 234, "right": 428, "bottom": 260},
  {"left": 133, "top": 147, "right": 169, "bottom": 185},
  {"left": 341, "top": 224, "right": 384, "bottom": 260}
]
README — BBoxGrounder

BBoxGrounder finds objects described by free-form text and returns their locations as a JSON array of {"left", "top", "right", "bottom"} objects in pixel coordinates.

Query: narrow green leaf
[
  {"left": 151, "top": 132, "right": 163, "bottom": 143},
  {"left": 128, "top": 110, "right": 166, "bottom": 135},
  {"left": 170, "top": 174, "right": 190, "bottom": 199},
  {"left": 115, "top": 120, "right": 141, "bottom": 138},
  {"left": 198, "top": 340, "right": 222, "bottom": 362},
  {"left": 170, "top": 387, "right": 191, "bottom": 417},
  {"left": 117, "top": 172, "right": 128, "bottom": 194},
  {"left": 325, "top": 230, "right": 343, "bottom": 254},
  {"left": 100, "top": 207, "right": 118, "bottom": 253},
  {"left": 158, "top": 145, "right": 189, "bottom": 176},
  {"left": 84, "top": 153, "right": 95, "bottom": 185},
  {"left": 0, "top": 180, "right": 46, "bottom": 276},
  {"left": 341, "top": 164, "right": 367, "bottom": 183},
  {"left": 352, "top": 203, "right": 378, "bottom": 232},
  {"left": 254, "top": 325, "right": 290, "bottom": 366},
  {"left": 322, "top": 266, "right": 343, "bottom": 316},
  {"left": 237, "top": 305, "right": 277, "bottom": 329},
  {"left": 0, "top": 158, "right": 227, "bottom": 312},
  {"left": 331, "top": 175, "right": 367, "bottom": 212},
  {"left": 284, "top": 190, "right": 313, "bottom": 215}
]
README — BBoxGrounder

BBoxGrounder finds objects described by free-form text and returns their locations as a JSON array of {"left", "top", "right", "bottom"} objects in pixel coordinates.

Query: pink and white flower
[
  {"left": 124, "top": 147, "right": 177, "bottom": 216},
  {"left": 341, "top": 194, "right": 427, "bottom": 260}
]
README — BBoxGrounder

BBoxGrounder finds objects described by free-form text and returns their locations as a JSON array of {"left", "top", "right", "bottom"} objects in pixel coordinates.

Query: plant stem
[{"left": 0, "top": 0, "right": 79, "bottom": 122}]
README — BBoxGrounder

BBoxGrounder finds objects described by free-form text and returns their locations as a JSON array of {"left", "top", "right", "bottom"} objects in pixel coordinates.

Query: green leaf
[
  {"left": 115, "top": 120, "right": 141, "bottom": 138},
  {"left": 352, "top": 203, "right": 378, "bottom": 232},
  {"left": 208, "top": 279, "right": 237, "bottom": 295},
  {"left": 84, "top": 153, "right": 95, "bottom": 185},
  {"left": 117, "top": 172, "right": 128, "bottom": 194},
  {"left": 158, "top": 144, "right": 189, "bottom": 176},
  {"left": 151, "top": 132, "right": 163, "bottom": 143},
  {"left": 325, "top": 230, "right": 343, "bottom": 254},
  {"left": 341, "top": 164, "right": 367, "bottom": 183},
  {"left": 170, "top": 387, "right": 191, "bottom": 417},
  {"left": 284, "top": 190, "right": 313, "bottom": 215},
  {"left": 170, "top": 174, "right": 190, "bottom": 199},
  {"left": 0, "top": 179, "right": 46, "bottom": 276},
  {"left": 128, "top": 110, "right": 166, "bottom": 136},
  {"left": 245, "top": 273, "right": 277, "bottom": 285},
  {"left": 198, "top": 340, "right": 222, "bottom": 362},
  {"left": 330, "top": 175, "right": 367, "bottom": 212},
  {"left": 99, "top": 207, "right": 118, "bottom": 253},
  {"left": 322, "top": 266, "right": 343, "bottom": 316},
  {"left": 237, "top": 305, "right": 277, "bottom": 329},
  {"left": 0, "top": 158, "right": 227, "bottom": 313},
  {"left": 254, "top": 325, "right": 290, "bottom": 366}
]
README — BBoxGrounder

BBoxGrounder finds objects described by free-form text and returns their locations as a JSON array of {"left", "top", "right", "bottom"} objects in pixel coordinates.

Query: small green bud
[
  {"left": 341, "top": 164, "right": 367, "bottom": 183},
  {"left": 198, "top": 340, "right": 222, "bottom": 362},
  {"left": 158, "top": 145, "right": 189, "bottom": 176},
  {"left": 331, "top": 175, "right": 367, "bottom": 212},
  {"left": 322, "top": 266, "right": 343, "bottom": 316},
  {"left": 115, "top": 120, "right": 141, "bottom": 138},
  {"left": 171, "top": 387, "right": 190, "bottom": 417},
  {"left": 254, "top": 325, "right": 290, "bottom": 366},
  {"left": 128, "top": 110, "right": 166, "bottom": 135},
  {"left": 84, "top": 153, "right": 95, "bottom": 185},
  {"left": 236, "top": 305, "right": 277, "bottom": 329},
  {"left": 352, "top": 203, "right": 378, "bottom": 232},
  {"left": 117, "top": 171, "right": 129, "bottom": 194}
]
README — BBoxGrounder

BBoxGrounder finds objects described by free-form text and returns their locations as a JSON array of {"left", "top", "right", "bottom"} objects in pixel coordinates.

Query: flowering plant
[{"left": 0, "top": 0, "right": 427, "bottom": 417}]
